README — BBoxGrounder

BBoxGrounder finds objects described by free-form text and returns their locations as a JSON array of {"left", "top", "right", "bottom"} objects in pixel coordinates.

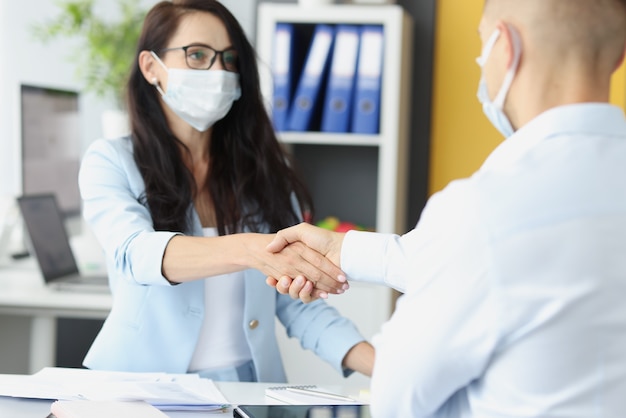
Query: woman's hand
[
  {"left": 264, "top": 223, "right": 348, "bottom": 302},
  {"left": 266, "top": 275, "right": 330, "bottom": 302},
  {"left": 245, "top": 233, "right": 348, "bottom": 297}
]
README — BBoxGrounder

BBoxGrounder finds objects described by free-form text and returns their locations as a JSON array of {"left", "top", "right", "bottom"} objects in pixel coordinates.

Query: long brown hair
[{"left": 126, "top": 0, "right": 312, "bottom": 235}]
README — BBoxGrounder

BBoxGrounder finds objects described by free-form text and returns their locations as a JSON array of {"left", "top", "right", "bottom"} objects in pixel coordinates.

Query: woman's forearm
[
  {"left": 342, "top": 341, "right": 375, "bottom": 377},
  {"left": 161, "top": 234, "right": 347, "bottom": 294}
]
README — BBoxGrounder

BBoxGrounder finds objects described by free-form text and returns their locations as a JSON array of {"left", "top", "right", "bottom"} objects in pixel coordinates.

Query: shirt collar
[{"left": 480, "top": 103, "right": 626, "bottom": 171}]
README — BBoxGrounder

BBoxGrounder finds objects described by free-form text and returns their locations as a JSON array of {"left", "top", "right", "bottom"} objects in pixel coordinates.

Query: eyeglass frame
[{"left": 156, "top": 43, "right": 238, "bottom": 71}]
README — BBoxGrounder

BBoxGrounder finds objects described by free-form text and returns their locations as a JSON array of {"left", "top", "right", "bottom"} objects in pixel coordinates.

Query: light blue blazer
[{"left": 78, "top": 137, "right": 365, "bottom": 382}]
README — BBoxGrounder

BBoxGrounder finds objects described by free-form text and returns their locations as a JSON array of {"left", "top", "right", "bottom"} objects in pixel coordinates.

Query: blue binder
[
  {"left": 351, "top": 25, "right": 384, "bottom": 135},
  {"left": 271, "top": 23, "right": 294, "bottom": 132},
  {"left": 320, "top": 25, "right": 360, "bottom": 133},
  {"left": 287, "top": 24, "right": 335, "bottom": 132}
]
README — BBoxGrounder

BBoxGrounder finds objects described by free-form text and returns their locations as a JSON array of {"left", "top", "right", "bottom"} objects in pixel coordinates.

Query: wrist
[{"left": 327, "top": 232, "right": 345, "bottom": 267}]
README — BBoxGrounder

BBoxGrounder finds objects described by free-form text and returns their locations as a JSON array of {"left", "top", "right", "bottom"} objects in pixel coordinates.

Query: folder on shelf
[
  {"left": 320, "top": 25, "right": 360, "bottom": 133},
  {"left": 271, "top": 23, "right": 295, "bottom": 132},
  {"left": 287, "top": 24, "right": 335, "bottom": 132},
  {"left": 351, "top": 25, "right": 384, "bottom": 134}
]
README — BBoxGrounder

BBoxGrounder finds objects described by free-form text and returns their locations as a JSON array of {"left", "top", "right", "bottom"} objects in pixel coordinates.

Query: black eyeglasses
[{"left": 157, "top": 44, "right": 239, "bottom": 72}]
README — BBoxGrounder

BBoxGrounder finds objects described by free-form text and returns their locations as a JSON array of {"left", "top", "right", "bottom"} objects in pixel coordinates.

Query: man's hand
[
  {"left": 245, "top": 235, "right": 346, "bottom": 295},
  {"left": 267, "top": 222, "right": 345, "bottom": 265},
  {"left": 266, "top": 223, "right": 348, "bottom": 302}
]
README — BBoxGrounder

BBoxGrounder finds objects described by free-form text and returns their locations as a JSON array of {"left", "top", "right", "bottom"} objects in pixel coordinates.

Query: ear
[
  {"left": 496, "top": 21, "right": 520, "bottom": 70},
  {"left": 138, "top": 50, "right": 160, "bottom": 86}
]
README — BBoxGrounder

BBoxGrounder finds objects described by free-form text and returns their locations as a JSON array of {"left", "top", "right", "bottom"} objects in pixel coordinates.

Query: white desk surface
[
  {"left": 0, "top": 260, "right": 112, "bottom": 373},
  {"left": 0, "top": 258, "right": 111, "bottom": 318},
  {"left": 0, "top": 379, "right": 368, "bottom": 417}
]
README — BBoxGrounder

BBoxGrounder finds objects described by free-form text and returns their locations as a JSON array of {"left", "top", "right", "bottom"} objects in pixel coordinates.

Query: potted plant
[{"left": 32, "top": 0, "right": 147, "bottom": 137}]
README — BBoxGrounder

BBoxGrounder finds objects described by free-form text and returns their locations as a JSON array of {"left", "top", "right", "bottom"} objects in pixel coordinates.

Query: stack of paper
[
  {"left": 50, "top": 400, "right": 168, "bottom": 418},
  {"left": 0, "top": 367, "right": 229, "bottom": 412},
  {"left": 265, "top": 385, "right": 363, "bottom": 405}
]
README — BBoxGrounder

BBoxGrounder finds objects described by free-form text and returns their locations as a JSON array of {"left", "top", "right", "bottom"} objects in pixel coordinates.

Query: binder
[
  {"left": 287, "top": 24, "right": 335, "bottom": 132},
  {"left": 271, "top": 23, "right": 295, "bottom": 132},
  {"left": 351, "top": 25, "right": 384, "bottom": 134},
  {"left": 320, "top": 25, "right": 360, "bottom": 133}
]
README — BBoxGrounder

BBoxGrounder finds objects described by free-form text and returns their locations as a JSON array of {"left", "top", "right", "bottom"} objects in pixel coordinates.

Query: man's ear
[{"left": 496, "top": 21, "right": 521, "bottom": 70}]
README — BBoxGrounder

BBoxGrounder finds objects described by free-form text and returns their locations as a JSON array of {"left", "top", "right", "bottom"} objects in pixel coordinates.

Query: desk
[
  {"left": 0, "top": 380, "right": 368, "bottom": 417},
  {"left": 0, "top": 260, "right": 111, "bottom": 373}
]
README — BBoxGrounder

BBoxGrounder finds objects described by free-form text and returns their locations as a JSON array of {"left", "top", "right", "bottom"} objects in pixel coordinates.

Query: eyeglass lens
[{"left": 184, "top": 45, "right": 238, "bottom": 71}]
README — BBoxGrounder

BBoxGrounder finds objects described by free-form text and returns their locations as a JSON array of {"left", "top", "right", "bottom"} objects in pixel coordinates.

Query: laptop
[{"left": 16, "top": 193, "right": 109, "bottom": 293}]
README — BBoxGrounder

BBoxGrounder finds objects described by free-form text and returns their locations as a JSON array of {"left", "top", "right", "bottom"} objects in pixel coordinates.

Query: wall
[
  {"left": 611, "top": 65, "right": 626, "bottom": 109},
  {"left": 429, "top": 0, "right": 495, "bottom": 195},
  {"left": 0, "top": 1, "right": 105, "bottom": 200},
  {"left": 0, "top": 0, "right": 256, "bottom": 202},
  {"left": 221, "top": 0, "right": 257, "bottom": 39},
  {"left": 429, "top": 0, "right": 626, "bottom": 196}
]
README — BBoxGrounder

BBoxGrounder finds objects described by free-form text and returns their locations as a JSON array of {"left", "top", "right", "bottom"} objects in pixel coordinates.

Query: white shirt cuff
[{"left": 341, "top": 230, "right": 393, "bottom": 286}]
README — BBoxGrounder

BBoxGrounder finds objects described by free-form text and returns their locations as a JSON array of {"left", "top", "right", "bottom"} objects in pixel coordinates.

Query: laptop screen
[{"left": 17, "top": 194, "right": 80, "bottom": 282}]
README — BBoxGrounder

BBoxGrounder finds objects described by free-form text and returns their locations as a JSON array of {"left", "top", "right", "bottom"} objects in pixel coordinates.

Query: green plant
[{"left": 32, "top": 0, "right": 146, "bottom": 107}]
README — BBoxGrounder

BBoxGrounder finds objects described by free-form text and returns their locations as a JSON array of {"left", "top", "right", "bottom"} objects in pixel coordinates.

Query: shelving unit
[{"left": 256, "top": 3, "right": 413, "bottom": 385}]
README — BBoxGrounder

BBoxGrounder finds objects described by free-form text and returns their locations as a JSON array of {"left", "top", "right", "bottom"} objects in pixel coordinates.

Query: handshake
[{"left": 264, "top": 222, "right": 349, "bottom": 303}]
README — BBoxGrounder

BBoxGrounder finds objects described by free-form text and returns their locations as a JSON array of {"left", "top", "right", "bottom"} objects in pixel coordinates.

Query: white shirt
[
  {"left": 342, "top": 104, "right": 626, "bottom": 417},
  {"left": 188, "top": 227, "right": 252, "bottom": 372}
]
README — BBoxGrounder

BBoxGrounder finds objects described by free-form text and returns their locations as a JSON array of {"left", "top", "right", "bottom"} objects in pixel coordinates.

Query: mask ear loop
[
  {"left": 493, "top": 25, "right": 522, "bottom": 109},
  {"left": 149, "top": 51, "right": 168, "bottom": 96},
  {"left": 476, "top": 28, "right": 502, "bottom": 68},
  {"left": 151, "top": 77, "right": 166, "bottom": 96}
]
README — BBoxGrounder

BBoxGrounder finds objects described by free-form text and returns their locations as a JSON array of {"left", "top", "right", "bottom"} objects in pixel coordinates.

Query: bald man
[{"left": 267, "top": 0, "right": 626, "bottom": 416}]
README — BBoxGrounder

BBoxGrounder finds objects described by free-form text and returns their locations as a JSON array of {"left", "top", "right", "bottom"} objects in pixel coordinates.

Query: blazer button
[{"left": 248, "top": 319, "right": 259, "bottom": 330}]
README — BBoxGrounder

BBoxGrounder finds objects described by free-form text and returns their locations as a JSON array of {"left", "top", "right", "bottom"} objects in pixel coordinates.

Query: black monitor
[{"left": 20, "top": 84, "right": 81, "bottom": 217}]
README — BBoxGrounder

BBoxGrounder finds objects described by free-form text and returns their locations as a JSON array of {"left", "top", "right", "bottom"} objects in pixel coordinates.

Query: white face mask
[
  {"left": 476, "top": 27, "right": 521, "bottom": 138},
  {"left": 151, "top": 51, "right": 242, "bottom": 132}
]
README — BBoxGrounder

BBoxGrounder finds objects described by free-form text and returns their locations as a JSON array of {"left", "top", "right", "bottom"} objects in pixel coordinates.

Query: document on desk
[
  {"left": 0, "top": 367, "right": 229, "bottom": 411},
  {"left": 50, "top": 400, "right": 169, "bottom": 418},
  {"left": 265, "top": 385, "right": 364, "bottom": 405}
]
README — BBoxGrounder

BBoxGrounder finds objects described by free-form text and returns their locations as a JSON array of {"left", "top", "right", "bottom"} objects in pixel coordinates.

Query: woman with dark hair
[{"left": 78, "top": 0, "right": 373, "bottom": 382}]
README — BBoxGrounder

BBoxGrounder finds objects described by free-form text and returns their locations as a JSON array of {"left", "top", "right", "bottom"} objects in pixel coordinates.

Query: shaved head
[{"left": 483, "top": 0, "right": 626, "bottom": 71}]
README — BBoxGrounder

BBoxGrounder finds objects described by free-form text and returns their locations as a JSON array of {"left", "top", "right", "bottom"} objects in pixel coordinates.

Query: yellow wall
[
  {"left": 611, "top": 64, "right": 626, "bottom": 109},
  {"left": 429, "top": 1, "right": 626, "bottom": 195}
]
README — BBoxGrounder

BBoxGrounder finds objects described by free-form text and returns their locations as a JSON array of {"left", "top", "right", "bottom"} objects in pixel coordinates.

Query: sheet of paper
[
  {"left": 50, "top": 400, "right": 169, "bottom": 418},
  {"left": 0, "top": 368, "right": 229, "bottom": 411},
  {"left": 265, "top": 385, "right": 363, "bottom": 405}
]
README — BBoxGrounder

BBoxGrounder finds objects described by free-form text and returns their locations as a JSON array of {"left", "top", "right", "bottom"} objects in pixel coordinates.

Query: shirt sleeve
[
  {"left": 365, "top": 179, "right": 500, "bottom": 416},
  {"left": 78, "top": 138, "right": 179, "bottom": 286},
  {"left": 341, "top": 230, "right": 407, "bottom": 291}
]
